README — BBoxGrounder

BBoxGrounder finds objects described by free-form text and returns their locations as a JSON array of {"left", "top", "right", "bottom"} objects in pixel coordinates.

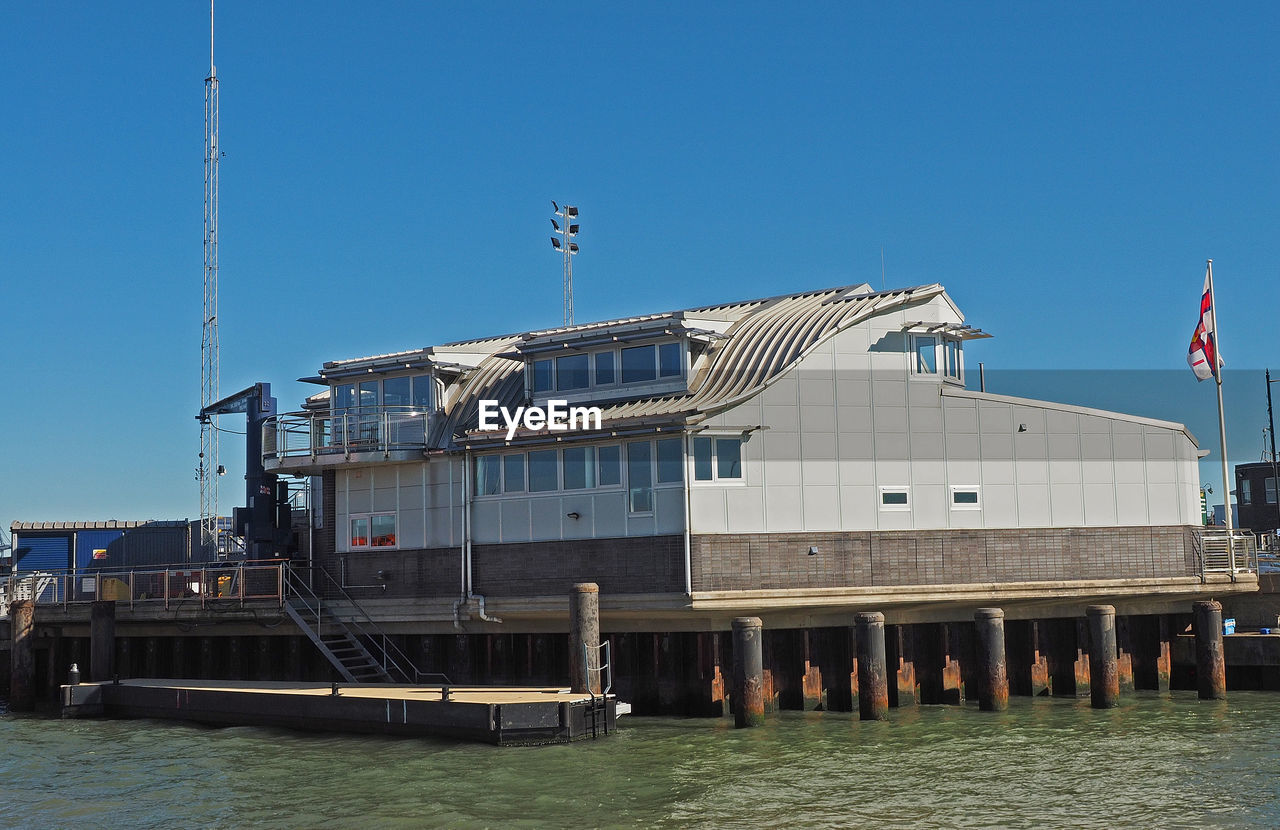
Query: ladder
[
  {"left": 583, "top": 640, "right": 613, "bottom": 738},
  {"left": 283, "top": 565, "right": 446, "bottom": 685}
]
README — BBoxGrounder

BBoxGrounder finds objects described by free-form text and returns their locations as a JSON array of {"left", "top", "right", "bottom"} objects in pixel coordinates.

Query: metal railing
[
  {"left": 0, "top": 562, "right": 286, "bottom": 614},
  {"left": 583, "top": 640, "right": 613, "bottom": 738},
  {"left": 284, "top": 564, "right": 448, "bottom": 685},
  {"left": 264, "top": 406, "right": 431, "bottom": 463},
  {"left": 1200, "top": 529, "right": 1259, "bottom": 579}
]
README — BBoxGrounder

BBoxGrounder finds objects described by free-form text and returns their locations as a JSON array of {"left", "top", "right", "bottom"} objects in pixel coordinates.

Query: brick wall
[
  {"left": 336, "top": 535, "right": 686, "bottom": 600},
  {"left": 473, "top": 536, "right": 685, "bottom": 597},
  {"left": 690, "top": 526, "right": 1201, "bottom": 592}
]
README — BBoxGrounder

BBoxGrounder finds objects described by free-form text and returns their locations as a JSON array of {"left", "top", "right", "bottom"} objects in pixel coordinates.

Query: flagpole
[{"left": 1206, "top": 259, "right": 1235, "bottom": 570}]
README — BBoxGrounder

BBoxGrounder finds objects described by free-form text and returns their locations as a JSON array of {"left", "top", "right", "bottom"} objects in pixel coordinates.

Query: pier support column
[
  {"left": 974, "top": 608, "right": 1008, "bottom": 711},
  {"left": 855, "top": 612, "right": 889, "bottom": 721},
  {"left": 569, "top": 583, "right": 600, "bottom": 694},
  {"left": 1193, "top": 601, "right": 1226, "bottom": 700},
  {"left": 1087, "top": 605, "right": 1119, "bottom": 709},
  {"left": 9, "top": 600, "right": 36, "bottom": 711},
  {"left": 889, "top": 625, "right": 918, "bottom": 706},
  {"left": 732, "top": 617, "right": 765, "bottom": 728},
  {"left": 144, "top": 638, "right": 160, "bottom": 678},
  {"left": 89, "top": 601, "right": 116, "bottom": 682}
]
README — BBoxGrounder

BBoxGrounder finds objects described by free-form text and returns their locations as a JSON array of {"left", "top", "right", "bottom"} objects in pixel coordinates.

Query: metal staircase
[{"left": 283, "top": 565, "right": 446, "bottom": 685}]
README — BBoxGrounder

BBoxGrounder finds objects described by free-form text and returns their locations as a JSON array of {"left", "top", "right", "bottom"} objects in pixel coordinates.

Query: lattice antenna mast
[
  {"left": 550, "top": 202, "right": 579, "bottom": 326},
  {"left": 199, "top": 0, "right": 221, "bottom": 549}
]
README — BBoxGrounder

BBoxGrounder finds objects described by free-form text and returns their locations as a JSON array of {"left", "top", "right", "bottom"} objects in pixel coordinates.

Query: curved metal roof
[{"left": 442, "top": 283, "right": 948, "bottom": 443}]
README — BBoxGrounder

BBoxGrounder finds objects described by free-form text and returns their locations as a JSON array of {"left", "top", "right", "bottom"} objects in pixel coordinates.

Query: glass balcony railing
[{"left": 263, "top": 406, "right": 431, "bottom": 465}]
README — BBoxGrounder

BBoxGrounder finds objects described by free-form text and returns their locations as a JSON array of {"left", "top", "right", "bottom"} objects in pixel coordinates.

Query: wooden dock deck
[{"left": 61, "top": 679, "right": 618, "bottom": 745}]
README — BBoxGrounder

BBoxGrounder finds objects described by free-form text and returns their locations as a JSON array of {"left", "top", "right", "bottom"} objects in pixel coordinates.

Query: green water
[{"left": 2, "top": 692, "right": 1277, "bottom": 829}]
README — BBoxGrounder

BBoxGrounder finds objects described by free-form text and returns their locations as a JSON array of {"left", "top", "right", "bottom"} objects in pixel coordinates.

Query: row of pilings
[
  {"left": 3, "top": 593, "right": 1231, "bottom": 715},
  {"left": 726, "top": 601, "right": 1227, "bottom": 726}
]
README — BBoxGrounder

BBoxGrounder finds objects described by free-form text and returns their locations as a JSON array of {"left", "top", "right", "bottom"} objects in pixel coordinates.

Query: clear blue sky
[{"left": 2, "top": 2, "right": 1277, "bottom": 529}]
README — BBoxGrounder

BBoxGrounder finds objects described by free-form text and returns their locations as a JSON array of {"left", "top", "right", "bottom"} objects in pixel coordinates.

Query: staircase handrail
[{"left": 284, "top": 563, "right": 449, "bottom": 684}]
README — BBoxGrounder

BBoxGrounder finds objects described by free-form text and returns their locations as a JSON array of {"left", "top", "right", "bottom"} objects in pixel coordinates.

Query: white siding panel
[
  {"left": 399, "top": 508, "right": 426, "bottom": 549},
  {"left": 1017, "top": 485, "right": 1051, "bottom": 527},
  {"left": 655, "top": 488, "right": 685, "bottom": 534},
  {"left": 804, "top": 485, "right": 840, "bottom": 530},
  {"left": 500, "top": 499, "right": 531, "bottom": 542},
  {"left": 1050, "top": 484, "right": 1084, "bottom": 526},
  {"left": 1083, "top": 484, "right": 1118, "bottom": 525},
  {"left": 1115, "top": 483, "right": 1149, "bottom": 524},
  {"left": 471, "top": 501, "right": 501, "bottom": 543},
  {"left": 839, "top": 485, "right": 876, "bottom": 527},
  {"left": 983, "top": 484, "right": 1019, "bottom": 526},
  {"left": 530, "top": 499, "right": 561, "bottom": 539},
  {"left": 1148, "top": 483, "right": 1180, "bottom": 525},
  {"left": 726, "top": 486, "right": 766, "bottom": 532},
  {"left": 592, "top": 491, "right": 628, "bottom": 537},
  {"left": 764, "top": 486, "right": 804, "bottom": 531},
  {"left": 690, "top": 489, "right": 728, "bottom": 533},
  {"left": 562, "top": 494, "right": 594, "bottom": 539}
]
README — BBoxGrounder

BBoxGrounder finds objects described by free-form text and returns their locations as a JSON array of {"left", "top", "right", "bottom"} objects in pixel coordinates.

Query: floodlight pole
[{"left": 550, "top": 203, "right": 579, "bottom": 326}]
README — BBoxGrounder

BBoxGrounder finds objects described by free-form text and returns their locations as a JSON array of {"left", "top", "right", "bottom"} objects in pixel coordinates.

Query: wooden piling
[
  {"left": 1086, "top": 605, "right": 1119, "bottom": 709},
  {"left": 1193, "top": 600, "right": 1227, "bottom": 700},
  {"left": 854, "top": 612, "right": 889, "bottom": 721},
  {"left": 9, "top": 600, "right": 36, "bottom": 711},
  {"left": 568, "top": 583, "right": 601, "bottom": 694},
  {"left": 732, "top": 617, "right": 765, "bottom": 728},
  {"left": 89, "top": 601, "right": 116, "bottom": 682},
  {"left": 974, "top": 608, "right": 1008, "bottom": 711}
]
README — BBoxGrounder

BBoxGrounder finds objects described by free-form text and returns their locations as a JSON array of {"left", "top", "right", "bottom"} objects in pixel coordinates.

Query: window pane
[
  {"left": 945, "top": 339, "right": 961, "bottom": 379},
  {"left": 1241, "top": 479, "right": 1252, "bottom": 505},
  {"left": 359, "top": 381, "right": 379, "bottom": 410},
  {"left": 411, "top": 375, "right": 432, "bottom": 409},
  {"left": 621, "top": 345, "right": 657, "bottom": 383},
  {"left": 693, "top": 437, "right": 713, "bottom": 480},
  {"left": 528, "top": 450, "right": 559, "bottom": 492},
  {"left": 598, "top": 445, "right": 621, "bottom": 486},
  {"left": 383, "top": 376, "right": 411, "bottom": 407},
  {"left": 475, "top": 456, "right": 501, "bottom": 496},
  {"left": 953, "top": 489, "right": 979, "bottom": 505},
  {"left": 656, "top": 438, "right": 683, "bottom": 483},
  {"left": 595, "top": 352, "right": 615, "bottom": 385},
  {"left": 371, "top": 514, "right": 396, "bottom": 547},
  {"left": 716, "top": 438, "right": 742, "bottom": 479},
  {"left": 530, "top": 359, "right": 553, "bottom": 393},
  {"left": 914, "top": 337, "right": 937, "bottom": 373},
  {"left": 627, "top": 441, "right": 653, "bottom": 512},
  {"left": 503, "top": 454, "right": 526, "bottom": 492},
  {"left": 1267, "top": 477, "right": 1277, "bottom": 504},
  {"left": 658, "top": 342, "right": 682, "bottom": 377},
  {"left": 556, "top": 354, "right": 590, "bottom": 390},
  {"left": 334, "top": 384, "right": 356, "bottom": 411},
  {"left": 882, "top": 490, "right": 908, "bottom": 506},
  {"left": 350, "top": 517, "right": 369, "bottom": 548},
  {"left": 563, "top": 446, "right": 597, "bottom": 490}
]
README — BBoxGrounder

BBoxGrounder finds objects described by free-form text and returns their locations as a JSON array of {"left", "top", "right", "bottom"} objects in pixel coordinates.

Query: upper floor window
[
  {"left": 692, "top": 436, "right": 743, "bottom": 481},
  {"left": 910, "top": 335, "right": 962, "bottom": 382},
  {"left": 333, "top": 374, "right": 434, "bottom": 413},
  {"left": 526, "top": 339, "right": 686, "bottom": 395}
]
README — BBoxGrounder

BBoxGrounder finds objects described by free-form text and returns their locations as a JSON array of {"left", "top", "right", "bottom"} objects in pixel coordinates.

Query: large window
[
  {"left": 527, "top": 340, "right": 685, "bottom": 394},
  {"left": 692, "top": 436, "right": 743, "bottom": 481},
  {"left": 621, "top": 345, "right": 658, "bottom": 383},
  {"left": 332, "top": 375, "right": 433, "bottom": 412},
  {"left": 350, "top": 513, "right": 396, "bottom": 549},
  {"left": 470, "top": 439, "right": 683, "bottom": 508}
]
